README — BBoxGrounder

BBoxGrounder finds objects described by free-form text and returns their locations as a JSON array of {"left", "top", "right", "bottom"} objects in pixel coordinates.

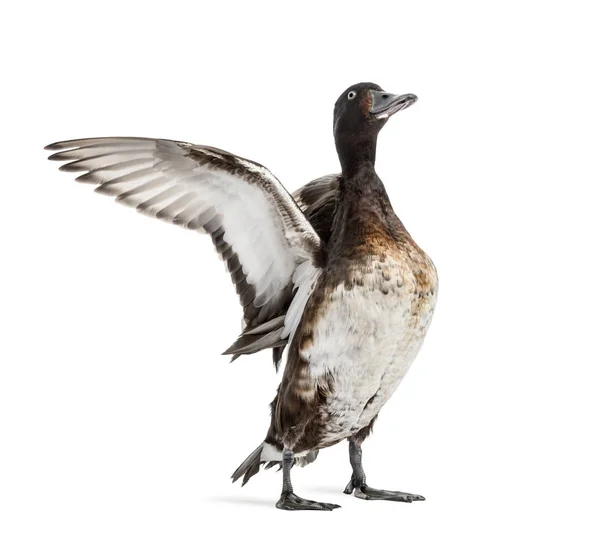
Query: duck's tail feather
[
  {"left": 232, "top": 443, "right": 320, "bottom": 486},
  {"left": 231, "top": 444, "right": 263, "bottom": 486}
]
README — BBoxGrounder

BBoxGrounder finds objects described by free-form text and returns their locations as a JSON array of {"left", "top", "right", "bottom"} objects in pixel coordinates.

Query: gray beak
[{"left": 370, "top": 91, "right": 418, "bottom": 119}]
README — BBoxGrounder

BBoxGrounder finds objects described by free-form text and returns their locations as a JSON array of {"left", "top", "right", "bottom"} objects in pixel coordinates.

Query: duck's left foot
[
  {"left": 276, "top": 492, "right": 341, "bottom": 511},
  {"left": 344, "top": 480, "right": 425, "bottom": 502},
  {"left": 277, "top": 447, "right": 341, "bottom": 510}
]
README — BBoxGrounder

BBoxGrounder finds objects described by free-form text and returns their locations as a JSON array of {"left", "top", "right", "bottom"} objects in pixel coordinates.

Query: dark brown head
[
  {"left": 333, "top": 82, "right": 417, "bottom": 139},
  {"left": 333, "top": 82, "right": 417, "bottom": 174}
]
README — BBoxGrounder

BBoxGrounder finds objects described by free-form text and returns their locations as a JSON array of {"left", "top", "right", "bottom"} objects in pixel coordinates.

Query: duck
[{"left": 45, "top": 82, "right": 438, "bottom": 511}]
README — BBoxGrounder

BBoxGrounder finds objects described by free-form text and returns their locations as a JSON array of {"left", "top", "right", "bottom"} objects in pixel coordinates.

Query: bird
[{"left": 45, "top": 82, "right": 438, "bottom": 511}]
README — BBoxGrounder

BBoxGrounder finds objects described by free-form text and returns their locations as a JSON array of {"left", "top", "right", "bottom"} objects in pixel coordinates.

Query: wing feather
[
  {"left": 293, "top": 173, "right": 341, "bottom": 243},
  {"left": 46, "top": 137, "right": 323, "bottom": 358}
]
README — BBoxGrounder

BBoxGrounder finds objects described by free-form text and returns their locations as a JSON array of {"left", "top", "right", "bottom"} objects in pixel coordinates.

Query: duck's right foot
[
  {"left": 344, "top": 482, "right": 425, "bottom": 502},
  {"left": 276, "top": 492, "right": 341, "bottom": 511}
]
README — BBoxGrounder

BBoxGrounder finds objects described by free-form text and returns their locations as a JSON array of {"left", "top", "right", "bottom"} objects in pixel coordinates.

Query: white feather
[
  {"left": 260, "top": 443, "right": 282, "bottom": 461},
  {"left": 282, "top": 260, "right": 322, "bottom": 342}
]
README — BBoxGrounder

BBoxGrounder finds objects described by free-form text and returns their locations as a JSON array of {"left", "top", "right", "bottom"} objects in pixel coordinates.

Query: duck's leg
[
  {"left": 343, "top": 438, "right": 425, "bottom": 502},
  {"left": 276, "top": 448, "right": 340, "bottom": 511}
]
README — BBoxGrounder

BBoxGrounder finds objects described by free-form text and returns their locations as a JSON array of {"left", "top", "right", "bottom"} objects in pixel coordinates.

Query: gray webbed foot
[
  {"left": 276, "top": 492, "right": 341, "bottom": 511},
  {"left": 344, "top": 439, "right": 425, "bottom": 503},
  {"left": 344, "top": 480, "right": 425, "bottom": 502}
]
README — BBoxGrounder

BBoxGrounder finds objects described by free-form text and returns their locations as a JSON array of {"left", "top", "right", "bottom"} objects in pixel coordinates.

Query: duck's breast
[{"left": 300, "top": 249, "right": 437, "bottom": 446}]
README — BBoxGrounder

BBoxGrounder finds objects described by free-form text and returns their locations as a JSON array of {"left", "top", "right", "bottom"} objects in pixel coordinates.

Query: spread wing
[
  {"left": 46, "top": 137, "right": 323, "bottom": 367},
  {"left": 293, "top": 174, "right": 341, "bottom": 243}
]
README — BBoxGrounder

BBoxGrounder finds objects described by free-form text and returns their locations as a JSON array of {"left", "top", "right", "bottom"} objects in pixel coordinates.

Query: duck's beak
[{"left": 370, "top": 91, "right": 418, "bottom": 119}]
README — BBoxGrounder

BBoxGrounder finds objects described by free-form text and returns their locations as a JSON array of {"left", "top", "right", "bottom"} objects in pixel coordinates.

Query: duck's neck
[
  {"left": 335, "top": 133, "right": 378, "bottom": 178},
  {"left": 332, "top": 135, "right": 394, "bottom": 242}
]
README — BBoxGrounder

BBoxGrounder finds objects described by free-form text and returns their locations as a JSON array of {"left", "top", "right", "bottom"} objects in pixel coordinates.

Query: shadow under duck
[{"left": 46, "top": 82, "right": 438, "bottom": 511}]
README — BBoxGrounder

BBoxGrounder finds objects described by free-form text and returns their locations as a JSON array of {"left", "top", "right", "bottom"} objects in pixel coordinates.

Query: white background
[{"left": 1, "top": 1, "right": 599, "bottom": 538}]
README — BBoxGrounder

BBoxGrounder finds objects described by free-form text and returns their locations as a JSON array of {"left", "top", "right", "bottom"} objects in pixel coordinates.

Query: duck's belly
[{"left": 303, "top": 258, "right": 437, "bottom": 447}]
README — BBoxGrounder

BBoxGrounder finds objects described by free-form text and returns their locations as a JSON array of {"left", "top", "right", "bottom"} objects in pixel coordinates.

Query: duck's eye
[{"left": 348, "top": 91, "right": 357, "bottom": 100}]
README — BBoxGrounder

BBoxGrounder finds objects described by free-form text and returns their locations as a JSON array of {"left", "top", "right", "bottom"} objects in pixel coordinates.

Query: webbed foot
[
  {"left": 344, "top": 480, "right": 424, "bottom": 502},
  {"left": 276, "top": 492, "right": 341, "bottom": 511}
]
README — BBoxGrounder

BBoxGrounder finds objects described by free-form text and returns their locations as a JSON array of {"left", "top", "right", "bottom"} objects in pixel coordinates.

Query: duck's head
[
  {"left": 333, "top": 82, "right": 417, "bottom": 139},
  {"left": 333, "top": 82, "right": 417, "bottom": 174}
]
